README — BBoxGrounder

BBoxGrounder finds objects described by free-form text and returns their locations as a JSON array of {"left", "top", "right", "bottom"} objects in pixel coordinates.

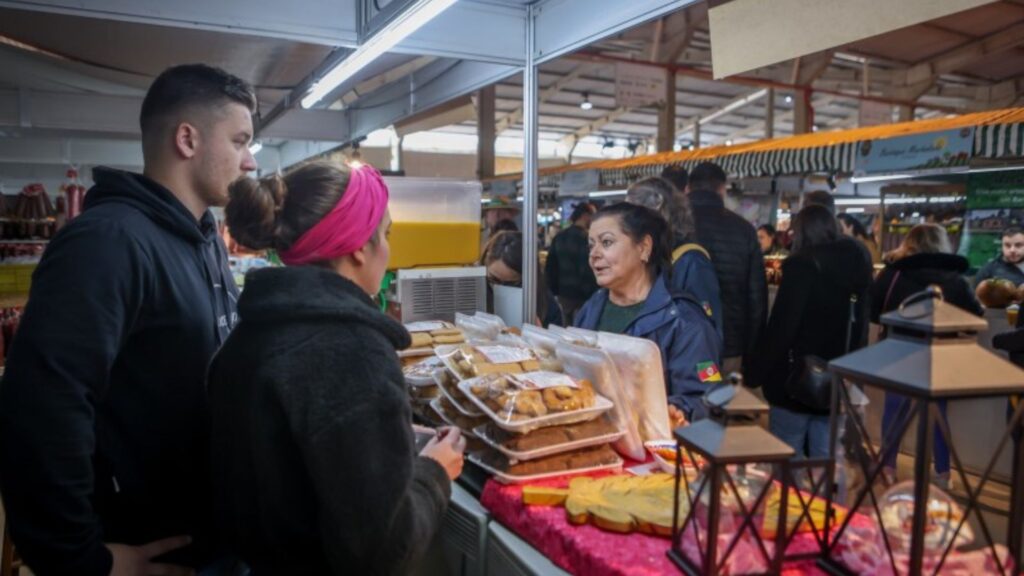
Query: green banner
[{"left": 961, "top": 171, "right": 1024, "bottom": 268}]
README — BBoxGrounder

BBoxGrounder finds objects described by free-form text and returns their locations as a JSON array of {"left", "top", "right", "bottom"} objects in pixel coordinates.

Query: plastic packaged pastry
[
  {"left": 400, "top": 321, "right": 465, "bottom": 355},
  {"left": 469, "top": 445, "right": 623, "bottom": 483},
  {"left": 403, "top": 355, "right": 446, "bottom": 387},
  {"left": 436, "top": 344, "right": 541, "bottom": 380},
  {"left": 458, "top": 372, "right": 613, "bottom": 433},
  {"left": 431, "top": 369, "right": 484, "bottom": 416},
  {"left": 475, "top": 417, "right": 624, "bottom": 461},
  {"left": 429, "top": 397, "right": 488, "bottom": 436}
]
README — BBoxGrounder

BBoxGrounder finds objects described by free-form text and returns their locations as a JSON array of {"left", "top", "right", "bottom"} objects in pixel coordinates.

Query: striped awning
[{"left": 487, "top": 107, "right": 1024, "bottom": 188}]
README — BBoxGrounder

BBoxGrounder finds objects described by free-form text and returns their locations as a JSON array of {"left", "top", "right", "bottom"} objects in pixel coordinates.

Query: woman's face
[
  {"left": 588, "top": 215, "right": 650, "bottom": 291},
  {"left": 757, "top": 228, "right": 773, "bottom": 253}
]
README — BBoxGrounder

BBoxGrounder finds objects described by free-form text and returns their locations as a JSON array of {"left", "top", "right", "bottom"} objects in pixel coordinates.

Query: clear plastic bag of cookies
[
  {"left": 458, "top": 372, "right": 613, "bottom": 433},
  {"left": 436, "top": 343, "right": 541, "bottom": 381},
  {"left": 521, "top": 325, "right": 565, "bottom": 372}
]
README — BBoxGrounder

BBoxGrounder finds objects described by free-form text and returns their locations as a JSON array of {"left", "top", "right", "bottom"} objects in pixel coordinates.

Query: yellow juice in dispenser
[{"left": 387, "top": 221, "right": 481, "bottom": 270}]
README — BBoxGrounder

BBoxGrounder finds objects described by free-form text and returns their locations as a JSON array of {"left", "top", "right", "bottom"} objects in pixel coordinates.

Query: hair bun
[{"left": 226, "top": 175, "right": 286, "bottom": 251}]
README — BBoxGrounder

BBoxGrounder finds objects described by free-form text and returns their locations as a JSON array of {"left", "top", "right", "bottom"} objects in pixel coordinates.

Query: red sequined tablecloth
[{"left": 479, "top": 474, "right": 829, "bottom": 576}]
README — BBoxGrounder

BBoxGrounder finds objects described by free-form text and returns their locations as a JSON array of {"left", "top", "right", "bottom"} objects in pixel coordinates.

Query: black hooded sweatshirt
[
  {"left": 208, "top": 266, "right": 450, "bottom": 575},
  {"left": 0, "top": 167, "right": 238, "bottom": 575},
  {"left": 753, "top": 239, "right": 872, "bottom": 414},
  {"left": 871, "top": 252, "right": 983, "bottom": 323}
]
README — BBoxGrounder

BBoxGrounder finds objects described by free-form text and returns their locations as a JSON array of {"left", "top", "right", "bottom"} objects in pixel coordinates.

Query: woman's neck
[{"left": 608, "top": 272, "right": 654, "bottom": 307}]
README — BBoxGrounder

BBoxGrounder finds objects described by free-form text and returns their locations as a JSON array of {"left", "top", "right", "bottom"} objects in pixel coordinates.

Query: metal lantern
[
  {"left": 703, "top": 378, "right": 770, "bottom": 426},
  {"left": 820, "top": 288, "right": 1024, "bottom": 576},
  {"left": 669, "top": 419, "right": 795, "bottom": 575}
]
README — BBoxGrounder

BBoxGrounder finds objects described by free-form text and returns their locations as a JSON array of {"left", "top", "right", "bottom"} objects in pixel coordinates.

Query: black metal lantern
[
  {"left": 820, "top": 288, "right": 1024, "bottom": 576},
  {"left": 669, "top": 419, "right": 795, "bottom": 575},
  {"left": 703, "top": 376, "right": 770, "bottom": 426}
]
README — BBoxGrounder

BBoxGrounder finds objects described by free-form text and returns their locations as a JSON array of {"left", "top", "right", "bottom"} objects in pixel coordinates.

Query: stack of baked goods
[
  {"left": 400, "top": 321, "right": 466, "bottom": 358},
  {"left": 431, "top": 343, "right": 622, "bottom": 483},
  {"left": 402, "top": 355, "right": 444, "bottom": 424}
]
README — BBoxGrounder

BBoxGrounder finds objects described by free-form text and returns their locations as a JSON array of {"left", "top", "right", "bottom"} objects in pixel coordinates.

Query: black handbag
[{"left": 784, "top": 264, "right": 859, "bottom": 411}]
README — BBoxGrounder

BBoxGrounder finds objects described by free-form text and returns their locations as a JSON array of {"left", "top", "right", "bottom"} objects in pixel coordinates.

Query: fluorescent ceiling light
[
  {"left": 849, "top": 173, "right": 915, "bottom": 184},
  {"left": 301, "top": 0, "right": 459, "bottom": 109},
  {"left": 834, "top": 196, "right": 962, "bottom": 206},
  {"left": 844, "top": 207, "right": 866, "bottom": 214},
  {"left": 248, "top": 141, "right": 263, "bottom": 155},
  {"left": 967, "top": 165, "right": 1024, "bottom": 174},
  {"left": 580, "top": 92, "right": 594, "bottom": 111},
  {"left": 589, "top": 189, "right": 628, "bottom": 198}
]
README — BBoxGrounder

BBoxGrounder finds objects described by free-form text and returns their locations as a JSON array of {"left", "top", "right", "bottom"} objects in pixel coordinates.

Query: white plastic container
[
  {"left": 431, "top": 370, "right": 485, "bottom": 417},
  {"left": 474, "top": 425, "right": 625, "bottom": 462},
  {"left": 457, "top": 379, "right": 613, "bottom": 434}
]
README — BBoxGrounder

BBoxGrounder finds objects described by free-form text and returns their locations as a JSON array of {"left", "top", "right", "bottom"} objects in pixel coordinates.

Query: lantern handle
[{"left": 897, "top": 285, "right": 945, "bottom": 319}]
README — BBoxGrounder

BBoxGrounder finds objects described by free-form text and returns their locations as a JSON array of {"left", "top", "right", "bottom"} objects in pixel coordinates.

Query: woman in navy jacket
[{"left": 574, "top": 203, "right": 722, "bottom": 424}]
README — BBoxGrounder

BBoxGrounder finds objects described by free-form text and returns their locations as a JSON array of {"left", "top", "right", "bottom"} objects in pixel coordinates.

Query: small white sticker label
[
  {"left": 405, "top": 321, "right": 451, "bottom": 333},
  {"left": 511, "top": 371, "right": 579, "bottom": 390},
  {"left": 475, "top": 345, "right": 535, "bottom": 364}
]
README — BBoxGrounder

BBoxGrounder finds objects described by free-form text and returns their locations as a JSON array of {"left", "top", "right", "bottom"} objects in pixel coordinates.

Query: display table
[{"left": 479, "top": 474, "right": 830, "bottom": 576}]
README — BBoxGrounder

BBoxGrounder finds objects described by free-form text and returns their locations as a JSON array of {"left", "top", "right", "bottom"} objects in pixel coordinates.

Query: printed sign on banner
[
  {"left": 615, "top": 63, "right": 666, "bottom": 108},
  {"left": 854, "top": 128, "right": 974, "bottom": 177},
  {"left": 961, "top": 171, "right": 1024, "bottom": 268}
]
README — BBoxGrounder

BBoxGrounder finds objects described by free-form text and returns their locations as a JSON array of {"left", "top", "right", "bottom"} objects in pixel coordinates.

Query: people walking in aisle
[
  {"left": 210, "top": 162, "right": 464, "bottom": 576},
  {"left": 0, "top": 64, "right": 256, "bottom": 576},
  {"left": 975, "top": 227, "right": 1024, "bottom": 286},
  {"left": 574, "top": 203, "right": 721, "bottom": 426},
  {"left": 838, "top": 213, "right": 882, "bottom": 265},
  {"left": 871, "top": 224, "right": 982, "bottom": 488},
  {"left": 626, "top": 176, "right": 723, "bottom": 339},
  {"left": 758, "top": 224, "right": 788, "bottom": 257},
  {"left": 752, "top": 205, "right": 872, "bottom": 458},
  {"left": 683, "top": 161, "right": 766, "bottom": 378},
  {"left": 546, "top": 202, "right": 599, "bottom": 325}
]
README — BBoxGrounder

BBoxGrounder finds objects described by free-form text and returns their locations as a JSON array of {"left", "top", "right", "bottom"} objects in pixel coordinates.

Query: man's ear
[{"left": 174, "top": 123, "right": 200, "bottom": 160}]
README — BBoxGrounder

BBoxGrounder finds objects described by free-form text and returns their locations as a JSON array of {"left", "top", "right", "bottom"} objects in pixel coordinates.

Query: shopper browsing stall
[
  {"left": 752, "top": 205, "right": 872, "bottom": 458},
  {"left": 838, "top": 213, "right": 882, "bottom": 265},
  {"left": 625, "top": 176, "right": 723, "bottom": 339},
  {"left": 758, "top": 224, "right": 788, "bottom": 257},
  {"left": 209, "top": 162, "right": 464, "bottom": 576},
  {"left": 546, "top": 202, "right": 599, "bottom": 325},
  {"left": 871, "top": 224, "right": 982, "bottom": 487},
  {"left": 573, "top": 203, "right": 721, "bottom": 425},
  {"left": 0, "top": 65, "right": 253, "bottom": 576},
  {"left": 975, "top": 227, "right": 1024, "bottom": 287}
]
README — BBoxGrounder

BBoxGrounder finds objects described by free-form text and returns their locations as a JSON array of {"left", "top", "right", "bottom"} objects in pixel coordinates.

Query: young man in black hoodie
[{"left": 0, "top": 65, "right": 257, "bottom": 576}]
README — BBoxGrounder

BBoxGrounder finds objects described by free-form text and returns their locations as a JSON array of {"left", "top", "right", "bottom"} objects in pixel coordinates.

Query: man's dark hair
[
  {"left": 493, "top": 219, "right": 519, "bottom": 233},
  {"left": 687, "top": 162, "right": 727, "bottom": 194},
  {"left": 1003, "top": 227, "right": 1024, "bottom": 238},
  {"left": 660, "top": 165, "right": 689, "bottom": 192},
  {"left": 792, "top": 205, "right": 839, "bottom": 254},
  {"left": 570, "top": 202, "right": 595, "bottom": 223},
  {"left": 803, "top": 190, "right": 836, "bottom": 215},
  {"left": 140, "top": 64, "right": 257, "bottom": 152}
]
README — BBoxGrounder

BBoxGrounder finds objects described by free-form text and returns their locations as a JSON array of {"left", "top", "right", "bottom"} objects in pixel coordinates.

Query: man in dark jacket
[
  {"left": 0, "top": 65, "right": 257, "bottom": 576},
  {"left": 545, "top": 202, "right": 598, "bottom": 325},
  {"left": 685, "top": 162, "right": 766, "bottom": 377},
  {"left": 975, "top": 227, "right": 1024, "bottom": 286}
]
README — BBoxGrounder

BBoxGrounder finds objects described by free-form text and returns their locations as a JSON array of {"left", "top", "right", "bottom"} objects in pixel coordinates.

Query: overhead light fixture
[
  {"left": 248, "top": 141, "right": 263, "bottom": 155},
  {"left": 588, "top": 189, "right": 628, "bottom": 198},
  {"left": 725, "top": 139, "right": 734, "bottom": 146},
  {"left": 300, "top": 0, "right": 459, "bottom": 109},
  {"left": 833, "top": 196, "right": 963, "bottom": 206},
  {"left": 785, "top": 95, "right": 793, "bottom": 104},
  {"left": 580, "top": 92, "right": 594, "bottom": 111},
  {"left": 688, "top": 144, "right": 696, "bottom": 151},
  {"left": 848, "top": 173, "right": 915, "bottom": 184},
  {"left": 844, "top": 207, "right": 866, "bottom": 214}
]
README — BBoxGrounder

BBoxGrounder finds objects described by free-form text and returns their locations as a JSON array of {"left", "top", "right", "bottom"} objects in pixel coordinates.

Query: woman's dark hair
[
  {"left": 687, "top": 161, "right": 727, "bottom": 194},
  {"left": 758, "top": 224, "right": 779, "bottom": 251},
  {"left": 226, "top": 161, "right": 351, "bottom": 253},
  {"left": 492, "top": 218, "right": 519, "bottom": 233},
  {"left": 479, "top": 231, "right": 549, "bottom": 322},
  {"left": 593, "top": 203, "right": 672, "bottom": 279},
  {"left": 570, "top": 202, "right": 595, "bottom": 223},
  {"left": 626, "top": 177, "right": 696, "bottom": 246},
  {"left": 837, "top": 213, "right": 870, "bottom": 240},
  {"left": 792, "top": 204, "right": 839, "bottom": 255}
]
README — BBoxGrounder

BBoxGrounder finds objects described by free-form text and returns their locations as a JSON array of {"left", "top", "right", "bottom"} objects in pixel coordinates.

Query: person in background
[
  {"left": 480, "top": 231, "right": 561, "bottom": 327},
  {"left": 752, "top": 205, "right": 872, "bottom": 458},
  {"left": 626, "top": 176, "right": 723, "bottom": 339},
  {"left": 210, "top": 162, "right": 463, "bottom": 575},
  {"left": 546, "top": 202, "right": 598, "bottom": 325},
  {"left": 871, "top": 223, "right": 981, "bottom": 488},
  {"left": 684, "top": 161, "right": 766, "bottom": 379},
  {"left": 0, "top": 65, "right": 255, "bottom": 576},
  {"left": 838, "top": 213, "right": 882, "bottom": 264},
  {"left": 975, "top": 227, "right": 1024, "bottom": 287},
  {"left": 802, "top": 189, "right": 836, "bottom": 214},
  {"left": 574, "top": 203, "right": 721, "bottom": 426},
  {"left": 492, "top": 218, "right": 519, "bottom": 234},
  {"left": 758, "top": 224, "right": 788, "bottom": 257}
]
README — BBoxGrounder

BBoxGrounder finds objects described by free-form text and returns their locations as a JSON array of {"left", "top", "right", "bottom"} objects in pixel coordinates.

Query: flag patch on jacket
[{"left": 697, "top": 361, "right": 722, "bottom": 383}]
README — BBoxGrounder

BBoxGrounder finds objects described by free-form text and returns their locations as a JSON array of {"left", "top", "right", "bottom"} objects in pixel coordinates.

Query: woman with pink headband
[{"left": 207, "top": 161, "right": 464, "bottom": 575}]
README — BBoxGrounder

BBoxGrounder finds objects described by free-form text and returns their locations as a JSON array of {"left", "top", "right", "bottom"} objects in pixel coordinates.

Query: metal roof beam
[
  {"left": 496, "top": 63, "right": 595, "bottom": 134},
  {"left": 0, "top": 0, "right": 359, "bottom": 47}
]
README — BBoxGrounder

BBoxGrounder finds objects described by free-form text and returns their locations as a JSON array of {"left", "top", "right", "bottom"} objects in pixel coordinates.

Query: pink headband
[{"left": 279, "top": 165, "right": 389, "bottom": 266}]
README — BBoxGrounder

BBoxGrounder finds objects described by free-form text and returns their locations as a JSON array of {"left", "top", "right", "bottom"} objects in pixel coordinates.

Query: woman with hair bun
[{"left": 208, "top": 161, "right": 464, "bottom": 575}]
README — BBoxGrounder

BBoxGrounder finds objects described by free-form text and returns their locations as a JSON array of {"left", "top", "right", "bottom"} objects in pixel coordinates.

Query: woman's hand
[
  {"left": 420, "top": 427, "right": 466, "bottom": 480},
  {"left": 668, "top": 404, "right": 688, "bottom": 429}
]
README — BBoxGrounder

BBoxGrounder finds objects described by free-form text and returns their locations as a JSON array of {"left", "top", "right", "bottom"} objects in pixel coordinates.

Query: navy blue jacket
[
  {"left": 575, "top": 274, "right": 723, "bottom": 420},
  {"left": 671, "top": 248, "right": 724, "bottom": 340},
  {"left": 0, "top": 167, "right": 239, "bottom": 575}
]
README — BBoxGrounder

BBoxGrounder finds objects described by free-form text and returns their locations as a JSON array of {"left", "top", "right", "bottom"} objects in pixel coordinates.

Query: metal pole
[
  {"left": 521, "top": 4, "right": 539, "bottom": 324},
  {"left": 909, "top": 401, "right": 936, "bottom": 575}
]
